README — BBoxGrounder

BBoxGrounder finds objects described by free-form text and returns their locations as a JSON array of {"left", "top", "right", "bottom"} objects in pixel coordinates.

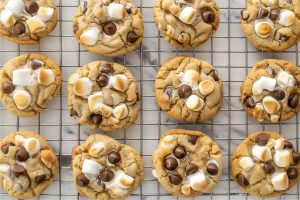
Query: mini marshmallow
[
  {"left": 181, "top": 185, "right": 191, "bottom": 195},
  {"left": 112, "top": 103, "right": 128, "bottom": 119},
  {"left": 252, "top": 145, "right": 272, "bottom": 161},
  {"left": 13, "top": 90, "right": 32, "bottom": 110},
  {"left": 5, "top": 0, "right": 24, "bottom": 16},
  {"left": 188, "top": 171, "right": 207, "bottom": 192},
  {"left": 89, "top": 141, "right": 105, "bottom": 157},
  {"left": 15, "top": 135, "right": 26, "bottom": 146},
  {"left": 272, "top": 172, "right": 289, "bottom": 191},
  {"left": 0, "top": 164, "right": 11, "bottom": 176},
  {"left": 253, "top": 103, "right": 264, "bottom": 121},
  {"left": 88, "top": 92, "right": 104, "bottom": 113},
  {"left": 80, "top": 27, "right": 100, "bottom": 46},
  {"left": 274, "top": 149, "right": 291, "bottom": 167},
  {"left": 262, "top": 96, "right": 280, "bottom": 114},
  {"left": 252, "top": 76, "right": 276, "bottom": 95},
  {"left": 38, "top": 7, "right": 54, "bottom": 22},
  {"left": 166, "top": 25, "right": 175, "bottom": 37},
  {"left": 38, "top": 69, "right": 55, "bottom": 86},
  {"left": 238, "top": 157, "right": 254, "bottom": 171},
  {"left": 277, "top": 71, "right": 295, "bottom": 89},
  {"left": 152, "top": 169, "right": 157, "bottom": 178},
  {"left": 40, "top": 150, "right": 56, "bottom": 168},
  {"left": 110, "top": 74, "right": 129, "bottom": 92},
  {"left": 199, "top": 80, "right": 215, "bottom": 96},
  {"left": 26, "top": 16, "right": 46, "bottom": 33},
  {"left": 0, "top": 9, "right": 16, "bottom": 28},
  {"left": 274, "top": 138, "right": 285, "bottom": 150},
  {"left": 186, "top": 95, "right": 205, "bottom": 111},
  {"left": 24, "top": 137, "right": 40, "bottom": 156},
  {"left": 271, "top": 114, "right": 280, "bottom": 123},
  {"left": 179, "top": 6, "right": 196, "bottom": 24},
  {"left": 73, "top": 77, "right": 92, "bottom": 98},
  {"left": 108, "top": 117, "right": 120, "bottom": 125},
  {"left": 161, "top": 135, "right": 175, "bottom": 148},
  {"left": 254, "top": 19, "right": 274, "bottom": 38},
  {"left": 82, "top": 159, "right": 102, "bottom": 180},
  {"left": 278, "top": 9, "right": 295, "bottom": 26},
  {"left": 266, "top": 138, "right": 276, "bottom": 148},
  {"left": 106, "top": 3, "right": 125, "bottom": 20},
  {"left": 105, "top": 180, "right": 127, "bottom": 196},
  {"left": 99, "top": 104, "right": 113, "bottom": 118},
  {"left": 13, "top": 68, "right": 35, "bottom": 86},
  {"left": 180, "top": 70, "right": 200, "bottom": 90},
  {"left": 68, "top": 74, "right": 80, "bottom": 84},
  {"left": 114, "top": 171, "right": 134, "bottom": 189}
]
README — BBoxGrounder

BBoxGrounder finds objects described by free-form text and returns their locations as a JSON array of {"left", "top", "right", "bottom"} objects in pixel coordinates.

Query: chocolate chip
[
  {"left": 97, "top": 74, "right": 109, "bottom": 87},
  {"left": 99, "top": 168, "right": 114, "bottom": 182},
  {"left": 202, "top": 9, "right": 215, "bottom": 23},
  {"left": 272, "top": 90, "right": 285, "bottom": 101},
  {"left": 101, "top": 64, "right": 113, "bottom": 74},
  {"left": 173, "top": 146, "right": 187, "bottom": 159},
  {"left": 2, "top": 81, "right": 15, "bottom": 94},
  {"left": 12, "top": 164, "right": 26, "bottom": 177},
  {"left": 90, "top": 114, "right": 102, "bottom": 124},
  {"left": 12, "top": 22, "right": 26, "bottom": 35},
  {"left": 209, "top": 70, "right": 219, "bottom": 81},
  {"left": 25, "top": 1, "right": 39, "bottom": 14},
  {"left": 255, "top": 133, "right": 269, "bottom": 146},
  {"left": 263, "top": 162, "right": 275, "bottom": 174},
  {"left": 293, "top": 151, "right": 300, "bottom": 164},
  {"left": 165, "top": 86, "right": 174, "bottom": 99},
  {"left": 164, "top": 157, "right": 178, "bottom": 170},
  {"left": 103, "top": 22, "right": 117, "bottom": 36},
  {"left": 207, "top": 163, "right": 218, "bottom": 175},
  {"left": 186, "top": 163, "right": 198, "bottom": 176},
  {"left": 168, "top": 174, "right": 182, "bottom": 185},
  {"left": 178, "top": 84, "right": 192, "bottom": 98},
  {"left": 73, "top": 24, "right": 79, "bottom": 34},
  {"left": 81, "top": 1, "right": 88, "bottom": 14},
  {"left": 187, "top": 135, "right": 198, "bottom": 145},
  {"left": 126, "top": 6, "right": 132, "bottom": 14},
  {"left": 107, "top": 151, "right": 121, "bottom": 164},
  {"left": 287, "top": 167, "right": 298, "bottom": 179},
  {"left": 16, "top": 148, "right": 29, "bottom": 162},
  {"left": 284, "top": 140, "right": 293, "bottom": 149},
  {"left": 257, "top": 8, "right": 269, "bottom": 19},
  {"left": 270, "top": 9, "right": 280, "bottom": 21},
  {"left": 31, "top": 60, "right": 42, "bottom": 70},
  {"left": 278, "top": 34, "right": 290, "bottom": 42},
  {"left": 35, "top": 174, "right": 46, "bottom": 184},
  {"left": 127, "top": 31, "right": 139, "bottom": 43},
  {"left": 288, "top": 94, "right": 298, "bottom": 108},
  {"left": 1, "top": 144, "right": 11, "bottom": 154},
  {"left": 70, "top": 109, "right": 78, "bottom": 117},
  {"left": 236, "top": 173, "right": 249, "bottom": 186},
  {"left": 241, "top": 10, "right": 249, "bottom": 20},
  {"left": 76, "top": 173, "right": 89, "bottom": 187},
  {"left": 245, "top": 96, "right": 255, "bottom": 108}
]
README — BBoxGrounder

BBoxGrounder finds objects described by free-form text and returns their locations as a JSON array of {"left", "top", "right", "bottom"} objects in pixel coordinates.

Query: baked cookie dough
[
  {"left": 231, "top": 131, "right": 300, "bottom": 198},
  {"left": 154, "top": 0, "right": 219, "bottom": 49},
  {"left": 155, "top": 56, "right": 223, "bottom": 121},
  {"left": 0, "top": 0, "right": 58, "bottom": 44},
  {"left": 67, "top": 61, "right": 140, "bottom": 132},
  {"left": 73, "top": 0, "right": 144, "bottom": 56},
  {"left": 72, "top": 134, "right": 144, "bottom": 200},
  {"left": 151, "top": 129, "right": 223, "bottom": 197},
  {"left": 0, "top": 53, "right": 62, "bottom": 117},
  {"left": 0, "top": 131, "right": 59, "bottom": 199},
  {"left": 241, "top": 59, "right": 300, "bottom": 123},
  {"left": 241, "top": 0, "right": 300, "bottom": 52}
]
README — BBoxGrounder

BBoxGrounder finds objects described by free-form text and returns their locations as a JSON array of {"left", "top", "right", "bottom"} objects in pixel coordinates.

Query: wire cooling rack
[{"left": 1, "top": 0, "right": 300, "bottom": 199}]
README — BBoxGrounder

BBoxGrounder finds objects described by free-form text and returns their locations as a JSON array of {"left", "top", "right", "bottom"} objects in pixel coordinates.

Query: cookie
[
  {"left": 241, "top": 0, "right": 300, "bottom": 52},
  {"left": 0, "top": 53, "right": 62, "bottom": 117},
  {"left": 67, "top": 61, "right": 140, "bottom": 132},
  {"left": 73, "top": 0, "right": 144, "bottom": 56},
  {"left": 151, "top": 129, "right": 223, "bottom": 197},
  {"left": 155, "top": 56, "right": 223, "bottom": 121},
  {"left": 72, "top": 134, "right": 144, "bottom": 200},
  {"left": 153, "top": 0, "right": 219, "bottom": 49},
  {"left": 241, "top": 59, "right": 300, "bottom": 123},
  {"left": 0, "top": 131, "right": 59, "bottom": 199},
  {"left": 0, "top": 0, "right": 58, "bottom": 45},
  {"left": 231, "top": 131, "right": 300, "bottom": 198}
]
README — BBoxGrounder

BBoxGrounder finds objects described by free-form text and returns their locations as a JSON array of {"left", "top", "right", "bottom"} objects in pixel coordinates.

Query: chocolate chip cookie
[
  {"left": 155, "top": 56, "right": 223, "bottom": 121},
  {"left": 0, "top": 53, "right": 62, "bottom": 117},
  {"left": 73, "top": 0, "right": 144, "bottom": 56},
  {"left": 151, "top": 129, "right": 223, "bottom": 197},
  {"left": 0, "top": 0, "right": 58, "bottom": 44},
  {"left": 154, "top": 0, "right": 220, "bottom": 49},
  {"left": 231, "top": 131, "right": 300, "bottom": 198},
  {"left": 241, "top": 59, "right": 300, "bottom": 123},
  {"left": 67, "top": 61, "right": 140, "bottom": 132},
  {"left": 72, "top": 134, "right": 144, "bottom": 200},
  {"left": 241, "top": 0, "right": 300, "bottom": 52},
  {"left": 0, "top": 131, "right": 59, "bottom": 199}
]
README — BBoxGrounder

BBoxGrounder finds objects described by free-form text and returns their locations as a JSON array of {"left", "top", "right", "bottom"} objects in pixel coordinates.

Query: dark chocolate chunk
[
  {"left": 12, "top": 164, "right": 26, "bottom": 177},
  {"left": 178, "top": 84, "right": 192, "bottom": 99},
  {"left": 164, "top": 157, "right": 178, "bottom": 170},
  {"left": 236, "top": 173, "right": 249, "bottom": 186},
  {"left": 70, "top": 109, "right": 78, "bottom": 117},
  {"left": 288, "top": 94, "right": 298, "bottom": 108},
  {"left": 2, "top": 81, "right": 15, "bottom": 94},
  {"left": 245, "top": 96, "right": 255, "bottom": 108},
  {"left": 35, "top": 174, "right": 46, "bottom": 183},
  {"left": 263, "top": 162, "right": 275, "bottom": 174},
  {"left": 1, "top": 143, "right": 12, "bottom": 154},
  {"left": 76, "top": 173, "right": 89, "bottom": 187},
  {"left": 207, "top": 163, "right": 218, "bottom": 175},
  {"left": 293, "top": 151, "right": 300, "bottom": 164},
  {"left": 99, "top": 168, "right": 114, "bottom": 182},
  {"left": 168, "top": 174, "right": 182, "bottom": 185},
  {"left": 187, "top": 135, "right": 198, "bottom": 145},
  {"left": 270, "top": 9, "right": 280, "bottom": 21},
  {"left": 12, "top": 22, "right": 26, "bottom": 35},
  {"left": 127, "top": 31, "right": 139, "bottom": 43},
  {"left": 257, "top": 8, "right": 269, "bottom": 19},
  {"left": 279, "top": 34, "right": 290, "bottom": 42},
  {"left": 186, "top": 163, "right": 198, "bottom": 176},
  {"left": 272, "top": 90, "right": 285, "bottom": 101},
  {"left": 101, "top": 64, "right": 113, "bottom": 74},
  {"left": 31, "top": 60, "right": 42, "bottom": 70},
  {"left": 90, "top": 114, "right": 102, "bottom": 124},
  {"left": 81, "top": 1, "right": 88, "bottom": 14},
  {"left": 284, "top": 140, "right": 293, "bottom": 149},
  {"left": 25, "top": 1, "right": 39, "bottom": 14},
  {"left": 173, "top": 146, "right": 187, "bottom": 159},
  {"left": 107, "top": 151, "right": 121, "bottom": 164},
  {"left": 103, "top": 22, "right": 117, "bottom": 36},
  {"left": 16, "top": 148, "right": 29, "bottom": 162},
  {"left": 255, "top": 133, "right": 269, "bottom": 146},
  {"left": 209, "top": 70, "right": 219, "bottom": 81},
  {"left": 287, "top": 167, "right": 298, "bottom": 179},
  {"left": 202, "top": 9, "right": 215, "bottom": 23},
  {"left": 97, "top": 74, "right": 109, "bottom": 87},
  {"left": 165, "top": 86, "right": 174, "bottom": 99},
  {"left": 73, "top": 24, "right": 79, "bottom": 34}
]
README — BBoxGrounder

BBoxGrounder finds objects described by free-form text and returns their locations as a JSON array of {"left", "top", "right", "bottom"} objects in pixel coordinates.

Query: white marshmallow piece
[
  {"left": 110, "top": 74, "right": 129, "bottom": 92},
  {"left": 38, "top": 69, "right": 55, "bottom": 86},
  {"left": 262, "top": 96, "right": 280, "bottom": 115},
  {"left": 38, "top": 7, "right": 54, "bottom": 22},
  {"left": 15, "top": 135, "right": 26, "bottom": 146},
  {"left": 274, "top": 139, "right": 285, "bottom": 150},
  {"left": 152, "top": 169, "right": 157, "bottom": 178},
  {"left": 0, "top": 9, "right": 16, "bottom": 28},
  {"left": 89, "top": 141, "right": 105, "bottom": 157},
  {"left": 199, "top": 80, "right": 215, "bottom": 96},
  {"left": 277, "top": 71, "right": 296, "bottom": 89},
  {"left": 26, "top": 16, "right": 46, "bottom": 33},
  {"left": 0, "top": 164, "right": 11, "bottom": 177},
  {"left": 272, "top": 172, "right": 289, "bottom": 191},
  {"left": 254, "top": 19, "right": 274, "bottom": 38},
  {"left": 278, "top": 9, "right": 296, "bottom": 26},
  {"left": 13, "top": 90, "right": 32, "bottom": 110},
  {"left": 252, "top": 145, "right": 272, "bottom": 161},
  {"left": 80, "top": 27, "right": 100, "bottom": 46},
  {"left": 188, "top": 171, "right": 207, "bottom": 192},
  {"left": 82, "top": 159, "right": 102, "bottom": 180},
  {"left": 23, "top": 137, "right": 40, "bottom": 156},
  {"left": 13, "top": 68, "right": 35, "bottom": 86},
  {"left": 181, "top": 185, "right": 191, "bottom": 195},
  {"left": 115, "top": 171, "right": 134, "bottom": 189},
  {"left": 161, "top": 135, "right": 175, "bottom": 148},
  {"left": 181, "top": 70, "right": 200, "bottom": 90},
  {"left": 252, "top": 76, "right": 276, "bottom": 95},
  {"left": 73, "top": 77, "right": 92, "bottom": 98},
  {"left": 106, "top": 3, "right": 125, "bottom": 20},
  {"left": 68, "top": 74, "right": 80, "bottom": 85},
  {"left": 112, "top": 103, "right": 128, "bottom": 119},
  {"left": 238, "top": 157, "right": 254, "bottom": 171},
  {"left": 5, "top": 0, "right": 24, "bottom": 16},
  {"left": 179, "top": 6, "right": 196, "bottom": 24},
  {"left": 186, "top": 95, "right": 205, "bottom": 111},
  {"left": 274, "top": 150, "right": 291, "bottom": 167},
  {"left": 88, "top": 92, "right": 104, "bottom": 113}
]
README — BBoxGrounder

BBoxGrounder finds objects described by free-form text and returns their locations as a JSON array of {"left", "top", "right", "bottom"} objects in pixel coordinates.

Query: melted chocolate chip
[
  {"left": 209, "top": 70, "right": 219, "bottom": 81},
  {"left": 70, "top": 109, "right": 78, "bottom": 117},
  {"left": 287, "top": 167, "right": 298, "bottom": 179},
  {"left": 103, "top": 22, "right": 117, "bottom": 36},
  {"left": 127, "top": 31, "right": 139, "bottom": 43},
  {"left": 284, "top": 140, "right": 293, "bottom": 149},
  {"left": 81, "top": 1, "right": 88, "bottom": 14},
  {"left": 293, "top": 151, "right": 300, "bottom": 164},
  {"left": 257, "top": 8, "right": 269, "bottom": 19},
  {"left": 25, "top": 1, "right": 39, "bottom": 14},
  {"left": 12, "top": 164, "right": 26, "bottom": 177},
  {"left": 2, "top": 81, "right": 15, "bottom": 94},
  {"left": 255, "top": 133, "right": 269, "bottom": 146},
  {"left": 12, "top": 22, "right": 26, "bottom": 35},
  {"left": 73, "top": 24, "right": 79, "bottom": 34},
  {"left": 186, "top": 163, "right": 198, "bottom": 176},
  {"left": 263, "top": 162, "right": 275, "bottom": 174},
  {"left": 187, "top": 135, "right": 198, "bottom": 145},
  {"left": 245, "top": 96, "right": 255, "bottom": 108},
  {"left": 76, "top": 173, "right": 89, "bottom": 187},
  {"left": 1, "top": 144, "right": 11, "bottom": 154},
  {"left": 207, "top": 163, "right": 218, "bottom": 175},
  {"left": 236, "top": 173, "right": 249, "bottom": 186},
  {"left": 202, "top": 9, "right": 215, "bottom": 23},
  {"left": 99, "top": 168, "right": 114, "bottom": 182},
  {"left": 107, "top": 151, "right": 121, "bottom": 164},
  {"left": 270, "top": 9, "right": 280, "bottom": 21},
  {"left": 165, "top": 86, "right": 174, "bottom": 99},
  {"left": 101, "top": 64, "right": 113, "bottom": 74},
  {"left": 272, "top": 90, "right": 285, "bottom": 101},
  {"left": 126, "top": 6, "right": 132, "bottom": 14},
  {"left": 168, "top": 174, "right": 182, "bottom": 185},
  {"left": 90, "top": 114, "right": 102, "bottom": 124},
  {"left": 288, "top": 94, "right": 298, "bottom": 108},
  {"left": 31, "top": 60, "right": 42, "bottom": 70},
  {"left": 173, "top": 146, "right": 187, "bottom": 159},
  {"left": 35, "top": 174, "right": 46, "bottom": 183},
  {"left": 279, "top": 34, "right": 290, "bottom": 42},
  {"left": 164, "top": 157, "right": 178, "bottom": 170},
  {"left": 97, "top": 74, "right": 109, "bottom": 87},
  {"left": 178, "top": 84, "right": 192, "bottom": 99},
  {"left": 16, "top": 148, "right": 29, "bottom": 162}
]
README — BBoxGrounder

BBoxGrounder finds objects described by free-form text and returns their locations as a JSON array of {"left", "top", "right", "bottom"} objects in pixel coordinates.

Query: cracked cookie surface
[
  {"left": 151, "top": 129, "right": 223, "bottom": 197},
  {"left": 241, "top": 59, "right": 300, "bottom": 123},
  {"left": 0, "top": 53, "right": 62, "bottom": 117},
  {"left": 154, "top": 0, "right": 219, "bottom": 49},
  {"left": 73, "top": 0, "right": 144, "bottom": 56},
  {"left": 72, "top": 134, "right": 144, "bottom": 200},
  {"left": 155, "top": 56, "right": 223, "bottom": 122},
  {"left": 241, "top": 0, "right": 300, "bottom": 52},
  {"left": 0, "top": 131, "right": 59, "bottom": 199},
  {"left": 0, "top": 0, "right": 58, "bottom": 44},
  {"left": 231, "top": 131, "right": 300, "bottom": 198}
]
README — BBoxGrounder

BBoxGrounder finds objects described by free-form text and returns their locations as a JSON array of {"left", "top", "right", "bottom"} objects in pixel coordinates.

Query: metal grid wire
[{"left": 1, "top": 0, "right": 300, "bottom": 199}]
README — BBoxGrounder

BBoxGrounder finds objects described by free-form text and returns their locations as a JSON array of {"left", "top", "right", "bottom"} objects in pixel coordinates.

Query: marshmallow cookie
[
  {"left": 0, "top": 0, "right": 58, "bottom": 44},
  {"left": 241, "top": 0, "right": 300, "bottom": 52},
  {"left": 67, "top": 61, "right": 140, "bottom": 132},
  {"left": 73, "top": 0, "right": 143, "bottom": 56},
  {"left": 241, "top": 59, "right": 300, "bottom": 123},
  {"left": 155, "top": 56, "right": 223, "bottom": 121},
  {"left": 154, "top": 0, "right": 219, "bottom": 49},
  {"left": 0, "top": 54, "right": 62, "bottom": 117},
  {"left": 0, "top": 131, "right": 58, "bottom": 199},
  {"left": 152, "top": 129, "right": 222, "bottom": 197},
  {"left": 72, "top": 134, "right": 144, "bottom": 200},
  {"left": 231, "top": 131, "right": 300, "bottom": 198}
]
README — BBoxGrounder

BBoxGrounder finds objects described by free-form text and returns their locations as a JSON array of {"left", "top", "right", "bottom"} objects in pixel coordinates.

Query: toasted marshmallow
[
  {"left": 13, "top": 68, "right": 35, "bottom": 86},
  {"left": 277, "top": 71, "right": 295, "bottom": 89},
  {"left": 181, "top": 185, "right": 191, "bottom": 195},
  {"left": 166, "top": 25, "right": 175, "bottom": 37},
  {"left": 238, "top": 157, "right": 254, "bottom": 171},
  {"left": 106, "top": 3, "right": 125, "bottom": 19},
  {"left": 188, "top": 171, "right": 207, "bottom": 192},
  {"left": 24, "top": 137, "right": 40, "bottom": 156},
  {"left": 0, "top": 164, "right": 11, "bottom": 176},
  {"left": 0, "top": 9, "right": 16, "bottom": 28},
  {"left": 254, "top": 19, "right": 274, "bottom": 38},
  {"left": 252, "top": 145, "right": 272, "bottom": 161},
  {"left": 152, "top": 169, "right": 157, "bottom": 178},
  {"left": 40, "top": 150, "right": 56, "bottom": 168},
  {"left": 271, "top": 114, "right": 279, "bottom": 123},
  {"left": 179, "top": 6, "right": 196, "bottom": 24},
  {"left": 13, "top": 90, "right": 32, "bottom": 110},
  {"left": 26, "top": 16, "right": 46, "bottom": 33},
  {"left": 99, "top": 104, "right": 113, "bottom": 118},
  {"left": 252, "top": 76, "right": 276, "bottom": 95},
  {"left": 5, "top": 0, "right": 24, "bottom": 16},
  {"left": 253, "top": 103, "right": 264, "bottom": 121},
  {"left": 272, "top": 172, "right": 289, "bottom": 191},
  {"left": 266, "top": 138, "right": 276, "bottom": 148},
  {"left": 82, "top": 159, "right": 102, "bottom": 180},
  {"left": 180, "top": 70, "right": 200, "bottom": 90},
  {"left": 15, "top": 135, "right": 26, "bottom": 146},
  {"left": 278, "top": 10, "right": 295, "bottom": 26},
  {"left": 115, "top": 171, "right": 134, "bottom": 189},
  {"left": 88, "top": 92, "right": 104, "bottom": 113},
  {"left": 108, "top": 117, "right": 120, "bottom": 125},
  {"left": 68, "top": 74, "right": 80, "bottom": 84},
  {"left": 73, "top": 77, "right": 92, "bottom": 98},
  {"left": 89, "top": 141, "right": 105, "bottom": 157},
  {"left": 80, "top": 27, "right": 100, "bottom": 46},
  {"left": 274, "top": 138, "right": 285, "bottom": 150},
  {"left": 262, "top": 96, "right": 280, "bottom": 114},
  {"left": 110, "top": 74, "right": 129, "bottom": 92},
  {"left": 199, "top": 80, "right": 215, "bottom": 96},
  {"left": 38, "top": 7, "right": 54, "bottom": 22},
  {"left": 186, "top": 95, "right": 205, "bottom": 111},
  {"left": 38, "top": 69, "right": 55, "bottom": 86},
  {"left": 112, "top": 104, "right": 128, "bottom": 119},
  {"left": 274, "top": 150, "right": 291, "bottom": 167},
  {"left": 93, "top": 5, "right": 106, "bottom": 20},
  {"left": 161, "top": 135, "right": 175, "bottom": 148}
]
